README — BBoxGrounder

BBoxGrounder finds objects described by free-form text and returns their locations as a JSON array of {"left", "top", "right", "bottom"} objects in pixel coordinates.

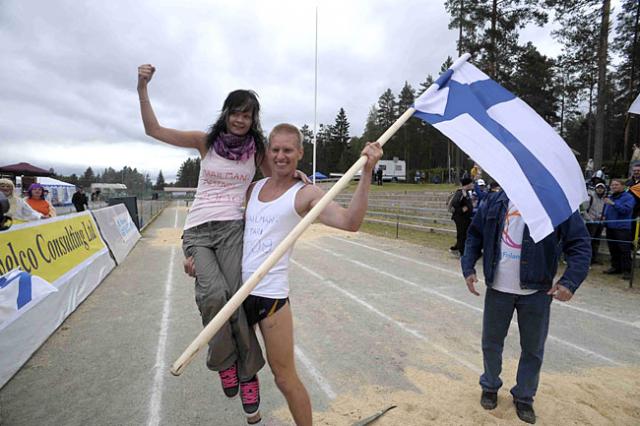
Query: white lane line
[
  {"left": 329, "top": 236, "right": 640, "bottom": 329},
  {"left": 308, "top": 241, "right": 624, "bottom": 367},
  {"left": 291, "top": 259, "right": 482, "bottom": 375},
  {"left": 147, "top": 207, "right": 179, "bottom": 426},
  {"left": 294, "top": 345, "right": 337, "bottom": 400}
]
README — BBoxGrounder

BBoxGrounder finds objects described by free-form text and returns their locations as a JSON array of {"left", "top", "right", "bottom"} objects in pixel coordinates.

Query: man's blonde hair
[{"left": 268, "top": 123, "right": 303, "bottom": 149}]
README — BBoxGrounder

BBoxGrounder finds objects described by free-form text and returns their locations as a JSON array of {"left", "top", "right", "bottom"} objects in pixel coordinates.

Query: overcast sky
[{"left": 1, "top": 0, "right": 579, "bottom": 182}]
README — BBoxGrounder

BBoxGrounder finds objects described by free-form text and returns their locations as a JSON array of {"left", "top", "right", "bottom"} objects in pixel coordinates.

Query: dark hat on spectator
[
  {"left": 489, "top": 181, "right": 500, "bottom": 189},
  {"left": 461, "top": 177, "right": 473, "bottom": 186}
]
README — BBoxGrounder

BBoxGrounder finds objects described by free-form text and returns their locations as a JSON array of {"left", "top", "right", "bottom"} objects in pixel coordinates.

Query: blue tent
[{"left": 313, "top": 172, "right": 328, "bottom": 180}]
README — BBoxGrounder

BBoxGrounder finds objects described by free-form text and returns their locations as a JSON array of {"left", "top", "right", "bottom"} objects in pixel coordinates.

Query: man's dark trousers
[
  {"left": 606, "top": 228, "right": 632, "bottom": 272},
  {"left": 480, "top": 288, "right": 552, "bottom": 404},
  {"left": 453, "top": 215, "right": 471, "bottom": 254}
]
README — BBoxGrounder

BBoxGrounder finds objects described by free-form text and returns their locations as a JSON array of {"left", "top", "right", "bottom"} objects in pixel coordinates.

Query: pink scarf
[{"left": 213, "top": 132, "right": 256, "bottom": 162}]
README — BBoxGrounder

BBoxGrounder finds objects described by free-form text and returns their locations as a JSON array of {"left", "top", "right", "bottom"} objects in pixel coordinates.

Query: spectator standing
[
  {"left": 376, "top": 167, "right": 383, "bottom": 186},
  {"left": 470, "top": 163, "right": 482, "bottom": 180},
  {"left": 602, "top": 179, "right": 635, "bottom": 280},
  {"left": 472, "top": 178, "right": 488, "bottom": 211},
  {"left": 72, "top": 187, "right": 89, "bottom": 212},
  {"left": 581, "top": 183, "right": 607, "bottom": 264},
  {"left": 462, "top": 191, "right": 590, "bottom": 424},
  {"left": 25, "top": 183, "right": 56, "bottom": 218},
  {"left": 449, "top": 177, "right": 474, "bottom": 256},
  {"left": 585, "top": 158, "right": 594, "bottom": 179}
]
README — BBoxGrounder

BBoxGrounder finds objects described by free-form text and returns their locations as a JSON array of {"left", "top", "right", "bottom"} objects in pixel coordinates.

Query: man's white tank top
[
  {"left": 184, "top": 148, "right": 256, "bottom": 230},
  {"left": 242, "top": 178, "right": 305, "bottom": 298}
]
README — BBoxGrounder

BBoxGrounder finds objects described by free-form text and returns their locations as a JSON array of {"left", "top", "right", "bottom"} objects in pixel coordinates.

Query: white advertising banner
[{"left": 91, "top": 204, "right": 141, "bottom": 264}]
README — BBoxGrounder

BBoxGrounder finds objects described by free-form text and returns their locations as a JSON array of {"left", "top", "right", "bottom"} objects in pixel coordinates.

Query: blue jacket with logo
[{"left": 461, "top": 191, "right": 591, "bottom": 293}]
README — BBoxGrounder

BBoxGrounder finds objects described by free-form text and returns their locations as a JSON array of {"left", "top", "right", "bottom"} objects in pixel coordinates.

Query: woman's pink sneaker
[
  {"left": 218, "top": 364, "right": 239, "bottom": 398},
  {"left": 240, "top": 375, "right": 260, "bottom": 417}
]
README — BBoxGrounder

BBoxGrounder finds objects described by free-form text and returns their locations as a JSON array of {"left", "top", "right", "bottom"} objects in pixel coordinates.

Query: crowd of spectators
[{"left": 0, "top": 179, "right": 66, "bottom": 228}]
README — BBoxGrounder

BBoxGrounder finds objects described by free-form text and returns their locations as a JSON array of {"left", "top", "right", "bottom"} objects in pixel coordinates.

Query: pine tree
[
  {"left": 315, "top": 124, "right": 332, "bottom": 174},
  {"left": 417, "top": 75, "right": 435, "bottom": 96},
  {"left": 593, "top": 0, "right": 611, "bottom": 169},
  {"left": 375, "top": 89, "right": 398, "bottom": 137},
  {"left": 362, "top": 105, "right": 381, "bottom": 142},
  {"left": 553, "top": 0, "right": 601, "bottom": 158},
  {"left": 507, "top": 42, "right": 558, "bottom": 126},
  {"left": 154, "top": 170, "right": 166, "bottom": 190},
  {"left": 326, "top": 108, "right": 350, "bottom": 171},
  {"left": 176, "top": 158, "right": 201, "bottom": 187},
  {"left": 445, "top": 0, "right": 548, "bottom": 83},
  {"left": 300, "top": 124, "right": 314, "bottom": 176},
  {"left": 440, "top": 56, "right": 454, "bottom": 73},
  {"left": 613, "top": 0, "right": 640, "bottom": 159},
  {"left": 79, "top": 167, "right": 95, "bottom": 188}
]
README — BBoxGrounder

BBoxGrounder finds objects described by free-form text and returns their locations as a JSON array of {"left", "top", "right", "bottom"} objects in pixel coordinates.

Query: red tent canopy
[{"left": 0, "top": 162, "right": 53, "bottom": 176}]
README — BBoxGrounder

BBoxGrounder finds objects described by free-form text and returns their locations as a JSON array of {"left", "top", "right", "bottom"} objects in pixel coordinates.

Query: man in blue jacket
[
  {"left": 461, "top": 190, "right": 591, "bottom": 424},
  {"left": 602, "top": 178, "right": 636, "bottom": 280}
]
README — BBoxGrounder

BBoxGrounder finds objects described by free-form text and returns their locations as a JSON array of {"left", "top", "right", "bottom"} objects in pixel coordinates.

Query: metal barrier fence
[
  {"left": 55, "top": 198, "right": 170, "bottom": 231},
  {"left": 137, "top": 199, "right": 170, "bottom": 230}
]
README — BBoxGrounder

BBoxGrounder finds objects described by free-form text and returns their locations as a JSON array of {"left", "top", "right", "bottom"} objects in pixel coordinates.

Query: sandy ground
[
  {"left": 309, "top": 365, "right": 640, "bottom": 425},
  {"left": 1, "top": 204, "right": 639, "bottom": 426}
]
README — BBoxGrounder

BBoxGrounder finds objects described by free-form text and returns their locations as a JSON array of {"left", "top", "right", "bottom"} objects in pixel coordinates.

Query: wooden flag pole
[{"left": 170, "top": 53, "right": 472, "bottom": 376}]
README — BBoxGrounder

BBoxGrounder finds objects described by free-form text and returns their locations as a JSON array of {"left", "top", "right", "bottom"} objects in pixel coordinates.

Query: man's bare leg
[{"left": 259, "top": 303, "right": 312, "bottom": 426}]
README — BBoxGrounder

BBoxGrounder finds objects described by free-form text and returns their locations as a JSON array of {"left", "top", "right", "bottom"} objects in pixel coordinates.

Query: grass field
[{"left": 359, "top": 221, "right": 454, "bottom": 251}]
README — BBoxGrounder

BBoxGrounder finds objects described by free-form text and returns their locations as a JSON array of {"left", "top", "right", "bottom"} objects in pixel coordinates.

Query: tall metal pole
[{"left": 312, "top": 6, "right": 318, "bottom": 185}]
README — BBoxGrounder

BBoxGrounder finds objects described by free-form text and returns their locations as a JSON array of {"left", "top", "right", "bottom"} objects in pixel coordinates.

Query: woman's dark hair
[{"left": 206, "top": 90, "right": 266, "bottom": 165}]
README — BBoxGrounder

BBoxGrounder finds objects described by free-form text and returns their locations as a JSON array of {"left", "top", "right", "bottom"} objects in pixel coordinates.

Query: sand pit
[
  {"left": 301, "top": 363, "right": 640, "bottom": 425},
  {"left": 147, "top": 222, "right": 347, "bottom": 247},
  {"left": 147, "top": 227, "right": 183, "bottom": 246},
  {"left": 268, "top": 347, "right": 640, "bottom": 426}
]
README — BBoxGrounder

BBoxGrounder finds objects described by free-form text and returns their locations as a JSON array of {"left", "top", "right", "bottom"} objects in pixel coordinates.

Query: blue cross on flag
[{"left": 413, "top": 55, "right": 587, "bottom": 242}]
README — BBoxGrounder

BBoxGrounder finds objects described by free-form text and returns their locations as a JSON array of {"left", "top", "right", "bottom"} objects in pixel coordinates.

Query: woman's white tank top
[
  {"left": 242, "top": 178, "right": 305, "bottom": 298},
  {"left": 183, "top": 148, "right": 256, "bottom": 230}
]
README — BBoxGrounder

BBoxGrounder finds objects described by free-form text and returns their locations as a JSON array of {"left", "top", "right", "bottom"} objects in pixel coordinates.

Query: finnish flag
[
  {"left": 414, "top": 55, "right": 587, "bottom": 242},
  {"left": 0, "top": 269, "right": 57, "bottom": 325}
]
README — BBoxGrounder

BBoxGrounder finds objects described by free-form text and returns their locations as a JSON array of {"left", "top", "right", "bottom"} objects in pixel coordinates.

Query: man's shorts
[{"left": 243, "top": 294, "right": 289, "bottom": 327}]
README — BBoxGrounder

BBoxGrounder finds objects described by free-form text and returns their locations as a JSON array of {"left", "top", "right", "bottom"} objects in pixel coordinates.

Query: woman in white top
[
  {"left": 241, "top": 124, "right": 381, "bottom": 425},
  {"left": 137, "top": 64, "right": 269, "bottom": 423}
]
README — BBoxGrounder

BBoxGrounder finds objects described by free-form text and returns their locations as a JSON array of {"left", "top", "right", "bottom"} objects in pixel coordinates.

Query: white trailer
[
  {"left": 377, "top": 158, "right": 406, "bottom": 181},
  {"left": 331, "top": 157, "right": 407, "bottom": 182}
]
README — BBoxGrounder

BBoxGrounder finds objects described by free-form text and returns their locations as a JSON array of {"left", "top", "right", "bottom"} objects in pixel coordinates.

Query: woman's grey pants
[{"left": 182, "top": 220, "right": 265, "bottom": 381}]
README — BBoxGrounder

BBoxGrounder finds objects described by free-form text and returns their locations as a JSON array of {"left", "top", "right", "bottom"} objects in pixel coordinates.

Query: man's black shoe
[
  {"left": 514, "top": 400, "right": 536, "bottom": 424},
  {"left": 622, "top": 272, "right": 632, "bottom": 280},
  {"left": 602, "top": 268, "right": 622, "bottom": 275},
  {"left": 480, "top": 391, "right": 497, "bottom": 410}
]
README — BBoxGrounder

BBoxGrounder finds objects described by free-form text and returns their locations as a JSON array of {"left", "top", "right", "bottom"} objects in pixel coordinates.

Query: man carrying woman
[{"left": 186, "top": 124, "right": 382, "bottom": 425}]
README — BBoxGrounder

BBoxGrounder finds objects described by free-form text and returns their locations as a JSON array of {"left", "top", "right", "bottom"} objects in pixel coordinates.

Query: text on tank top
[
  {"left": 242, "top": 178, "right": 305, "bottom": 298},
  {"left": 184, "top": 148, "right": 256, "bottom": 230}
]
